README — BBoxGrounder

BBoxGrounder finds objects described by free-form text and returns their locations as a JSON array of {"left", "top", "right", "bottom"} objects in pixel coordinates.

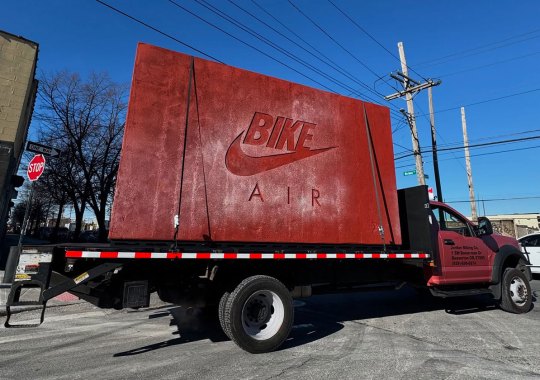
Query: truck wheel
[
  {"left": 218, "top": 291, "right": 231, "bottom": 338},
  {"left": 500, "top": 267, "right": 532, "bottom": 314},
  {"left": 224, "top": 275, "right": 293, "bottom": 354}
]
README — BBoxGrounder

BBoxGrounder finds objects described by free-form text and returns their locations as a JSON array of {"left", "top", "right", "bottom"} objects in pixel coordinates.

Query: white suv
[{"left": 519, "top": 233, "right": 540, "bottom": 275}]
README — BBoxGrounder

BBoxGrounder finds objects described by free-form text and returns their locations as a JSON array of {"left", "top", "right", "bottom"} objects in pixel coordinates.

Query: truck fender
[{"left": 491, "top": 245, "right": 532, "bottom": 285}]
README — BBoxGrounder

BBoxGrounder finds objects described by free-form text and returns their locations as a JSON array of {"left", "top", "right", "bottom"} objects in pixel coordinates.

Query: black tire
[
  {"left": 223, "top": 275, "right": 293, "bottom": 354},
  {"left": 218, "top": 291, "right": 231, "bottom": 338},
  {"left": 500, "top": 267, "right": 532, "bottom": 314}
]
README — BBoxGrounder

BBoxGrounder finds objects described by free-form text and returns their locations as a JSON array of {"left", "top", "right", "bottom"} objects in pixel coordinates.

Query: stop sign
[{"left": 27, "top": 154, "right": 46, "bottom": 181}]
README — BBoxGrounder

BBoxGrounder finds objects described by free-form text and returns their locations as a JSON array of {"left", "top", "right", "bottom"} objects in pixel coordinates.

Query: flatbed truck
[{"left": 4, "top": 44, "right": 532, "bottom": 354}]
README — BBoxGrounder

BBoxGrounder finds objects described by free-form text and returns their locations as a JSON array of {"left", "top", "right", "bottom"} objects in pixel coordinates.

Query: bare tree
[
  {"left": 36, "top": 71, "right": 127, "bottom": 241},
  {"left": 11, "top": 201, "right": 26, "bottom": 233},
  {"left": 34, "top": 162, "right": 72, "bottom": 240},
  {"left": 10, "top": 187, "right": 47, "bottom": 238}
]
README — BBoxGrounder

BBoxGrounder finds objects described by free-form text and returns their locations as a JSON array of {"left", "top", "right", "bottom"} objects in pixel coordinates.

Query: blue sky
[{"left": 2, "top": 0, "right": 540, "bottom": 217}]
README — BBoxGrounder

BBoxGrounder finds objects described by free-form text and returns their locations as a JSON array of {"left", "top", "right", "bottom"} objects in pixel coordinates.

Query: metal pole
[
  {"left": 17, "top": 182, "right": 35, "bottom": 249},
  {"left": 460, "top": 107, "right": 477, "bottom": 221},
  {"left": 428, "top": 87, "right": 443, "bottom": 202},
  {"left": 398, "top": 42, "right": 425, "bottom": 186}
]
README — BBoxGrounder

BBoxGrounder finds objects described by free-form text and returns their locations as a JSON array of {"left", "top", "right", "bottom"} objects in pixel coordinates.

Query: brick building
[{"left": 0, "top": 30, "right": 39, "bottom": 244}]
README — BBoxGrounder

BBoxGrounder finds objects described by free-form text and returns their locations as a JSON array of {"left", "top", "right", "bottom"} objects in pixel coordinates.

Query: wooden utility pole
[
  {"left": 385, "top": 42, "right": 441, "bottom": 187},
  {"left": 398, "top": 42, "right": 424, "bottom": 186},
  {"left": 461, "top": 107, "right": 477, "bottom": 221},
  {"left": 428, "top": 87, "right": 443, "bottom": 202}
]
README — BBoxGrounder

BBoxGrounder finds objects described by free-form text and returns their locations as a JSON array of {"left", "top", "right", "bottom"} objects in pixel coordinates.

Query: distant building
[
  {"left": 480, "top": 213, "right": 540, "bottom": 238},
  {"left": 47, "top": 218, "right": 72, "bottom": 229},
  {"left": 0, "top": 31, "right": 38, "bottom": 246}
]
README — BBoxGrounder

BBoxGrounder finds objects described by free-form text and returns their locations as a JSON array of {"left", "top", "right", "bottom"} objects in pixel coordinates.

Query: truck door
[{"left": 431, "top": 205, "right": 494, "bottom": 284}]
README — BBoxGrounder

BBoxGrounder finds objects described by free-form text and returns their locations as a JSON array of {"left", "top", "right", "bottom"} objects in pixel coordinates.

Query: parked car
[
  {"left": 78, "top": 229, "right": 109, "bottom": 243},
  {"left": 56, "top": 227, "right": 70, "bottom": 241},
  {"left": 37, "top": 227, "right": 70, "bottom": 242},
  {"left": 78, "top": 230, "right": 98, "bottom": 243},
  {"left": 519, "top": 233, "right": 540, "bottom": 274},
  {"left": 37, "top": 227, "right": 53, "bottom": 240}
]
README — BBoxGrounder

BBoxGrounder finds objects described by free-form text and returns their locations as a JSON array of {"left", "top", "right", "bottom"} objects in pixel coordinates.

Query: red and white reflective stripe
[{"left": 65, "top": 251, "right": 429, "bottom": 260}]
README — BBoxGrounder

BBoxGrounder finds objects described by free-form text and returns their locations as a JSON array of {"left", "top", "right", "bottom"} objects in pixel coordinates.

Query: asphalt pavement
[{"left": 1, "top": 279, "right": 539, "bottom": 380}]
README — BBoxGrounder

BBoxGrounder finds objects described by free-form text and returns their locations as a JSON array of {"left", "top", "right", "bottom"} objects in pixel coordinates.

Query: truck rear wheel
[
  {"left": 224, "top": 275, "right": 293, "bottom": 353},
  {"left": 500, "top": 267, "right": 532, "bottom": 314},
  {"left": 218, "top": 291, "right": 231, "bottom": 338}
]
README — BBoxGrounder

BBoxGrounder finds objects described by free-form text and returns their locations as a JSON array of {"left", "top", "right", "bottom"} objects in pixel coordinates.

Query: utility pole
[
  {"left": 428, "top": 87, "right": 443, "bottom": 202},
  {"left": 385, "top": 42, "right": 441, "bottom": 187},
  {"left": 461, "top": 107, "right": 477, "bottom": 221},
  {"left": 398, "top": 42, "right": 423, "bottom": 186}
]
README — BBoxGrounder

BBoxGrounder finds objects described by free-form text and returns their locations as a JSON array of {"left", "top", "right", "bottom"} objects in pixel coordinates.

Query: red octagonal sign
[{"left": 27, "top": 154, "right": 46, "bottom": 182}]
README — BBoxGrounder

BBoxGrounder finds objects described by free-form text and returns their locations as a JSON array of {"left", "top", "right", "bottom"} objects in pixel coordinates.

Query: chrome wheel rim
[{"left": 509, "top": 276, "right": 528, "bottom": 305}]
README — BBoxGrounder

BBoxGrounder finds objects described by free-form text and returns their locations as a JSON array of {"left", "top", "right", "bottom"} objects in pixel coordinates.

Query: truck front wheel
[
  {"left": 224, "top": 275, "right": 293, "bottom": 353},
  {"left": 500, "top": 267, "right": 532, "bottom": 314}
]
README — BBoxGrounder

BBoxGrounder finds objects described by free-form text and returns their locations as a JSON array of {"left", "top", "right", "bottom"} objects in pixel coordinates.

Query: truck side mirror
[{"left": 476, "top": 217, "right": 493, "bottom": 236}]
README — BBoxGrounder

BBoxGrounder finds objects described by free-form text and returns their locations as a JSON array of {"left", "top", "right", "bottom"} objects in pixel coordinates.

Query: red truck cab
[{"left": 425, "top": 201, "right": 531, "bottom": 313}]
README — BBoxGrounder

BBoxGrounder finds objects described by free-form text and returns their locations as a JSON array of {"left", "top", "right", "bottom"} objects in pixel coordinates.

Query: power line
[
  {"left": 234, "top": 0, "right": 403, "bottom": 120},
  {"left": 445, "top": 196, "right": 540, "bottom": 204},
  {"left": 287, "top": 0, "right": 380, "bottom": 79},
  {"left": 248, "top": 1, "right": 404, "bottom": 121},
  {"left": 403, "top": 102, "right": 540, "bottom": 182},
  {"left": 166, "top": 0, "right": 336, "bottom": 93},
  {"left": 392, "top": 119, "right": 408, "bottom": 134},
  {"left": 250, "top": 0, "right": 375, "bottom": 96},
  {"left": 414, "top": 101, "right": 469, "bottom": 175},
  {"left": 393, "top": 141, "right": 413, "bottom": 153},
  {"left": 94, "top": 0, "right": 223, "bottom": 63},
  {"left": 419, "top": 128, "right": 540, "bottom": 150},
  {"left": 395, "top": 134, "right": 540, "bottom": 160},
  {"left": 195, "top": 0, "right": 353, "bottom": 92},
  {"left": 418, "top": 35, "right": 540, "bottom": 69},
  {"left": 417, "top": 87, "right": 540, "bottom": 116},
  {"left": 221, "top": 0, "right": 395, "bottom": 110},
  {"left": 413, "top": 27, "right": 540, "bottom": 68},
  {"left": 228, "top": 0, "right": 371, "bottom": 98},
  {"left": 395, "top": 143, "right": 540, "bottom": 168},
  {"left": 434, "top": 50, "right": 540, "bottom": 78},
  {"left": 326, "top": 0, "right": 429, "bottom": 82},
  {"left": 98, "top": 0, "right": 405, "bottom": 123},
  {"left": 178, "top": 0, "right": 404, "bottom": 120}
]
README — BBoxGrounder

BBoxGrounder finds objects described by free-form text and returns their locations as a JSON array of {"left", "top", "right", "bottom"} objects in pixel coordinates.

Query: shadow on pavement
[
  {"left": 114, "top": 306, "right": 228, "bottom": 357},
  {"left": 113, "top": 285, "right": 510, "bottom": 356}
]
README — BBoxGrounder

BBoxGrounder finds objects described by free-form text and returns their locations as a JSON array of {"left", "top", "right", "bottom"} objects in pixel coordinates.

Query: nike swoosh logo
[{"left": 225, "top": 132, "right": 335, "bottom": 176}]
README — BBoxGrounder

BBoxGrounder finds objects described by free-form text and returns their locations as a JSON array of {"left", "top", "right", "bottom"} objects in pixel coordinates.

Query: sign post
[
  {"left": 26, "top": 141, "right": 61, "bottom": 158},
  {"left": 18, "top": 154, "right": 47, "bottom": 248}
]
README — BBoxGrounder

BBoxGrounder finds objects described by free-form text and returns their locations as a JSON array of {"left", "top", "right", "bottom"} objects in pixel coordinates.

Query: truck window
[{"left": 431, "top": 206, "right": 473, "bottom": 237}]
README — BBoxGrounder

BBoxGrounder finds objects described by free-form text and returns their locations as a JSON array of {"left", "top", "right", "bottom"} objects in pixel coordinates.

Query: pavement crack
[{"left": 265, "top": 357, "right": 313, "bottom": 380}]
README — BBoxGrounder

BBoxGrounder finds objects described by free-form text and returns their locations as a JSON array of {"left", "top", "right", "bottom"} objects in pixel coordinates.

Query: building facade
[
  {"left": 485, "top": 213, "right": 540, "bottom": 238},
  {"left": 0, "top": 31, "right": 38, "bottom": 246}
]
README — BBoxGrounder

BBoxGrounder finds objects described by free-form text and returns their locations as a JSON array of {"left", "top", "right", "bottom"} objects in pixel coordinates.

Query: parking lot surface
[{"left": 1, "top": 279, "right": 539, "bottom": 380}]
